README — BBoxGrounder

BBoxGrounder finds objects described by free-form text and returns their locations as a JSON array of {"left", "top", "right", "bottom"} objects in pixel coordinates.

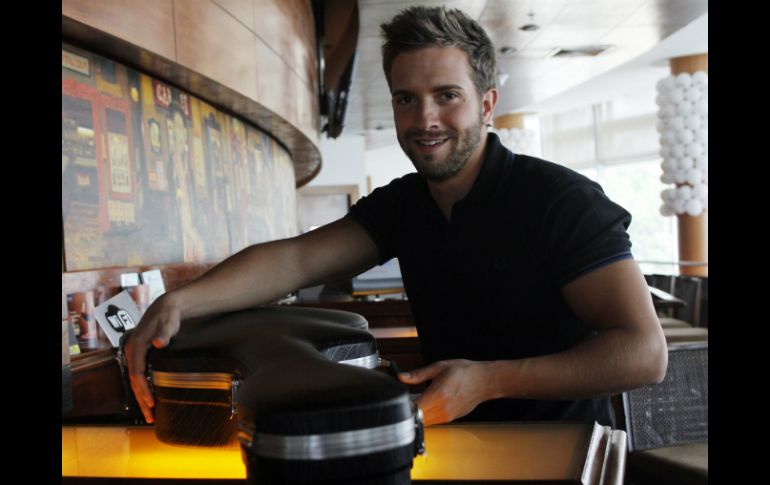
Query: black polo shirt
[{"left": 347, "top": 133, "right": 633, "bottom": 425}]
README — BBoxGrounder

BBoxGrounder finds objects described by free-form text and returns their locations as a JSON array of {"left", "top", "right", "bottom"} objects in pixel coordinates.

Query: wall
[
  {"left": 62, "top": 44, "right": 297, "bottom": 271},
  {"left": 312, "top": 135, "right": 368, "bottom": 201},
  {"left": 62, "top": 0, "right": 321, "bottom": 185}
]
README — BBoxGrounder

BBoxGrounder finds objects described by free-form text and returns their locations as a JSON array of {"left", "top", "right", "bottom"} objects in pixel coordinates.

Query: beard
[{"left": 399, "top": 116, "right": 484, "bottom": 182}]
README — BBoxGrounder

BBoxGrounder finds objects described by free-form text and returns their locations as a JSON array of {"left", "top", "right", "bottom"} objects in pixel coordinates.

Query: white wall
[
  {"left": 311, "top": 134, "right": 368, "bottom": 200},
  {"left": 364, "top": 129, "right": 415, "bottom": 192},
  {"left": 311, "top": 130, "right": 416, "bottom": 197}
]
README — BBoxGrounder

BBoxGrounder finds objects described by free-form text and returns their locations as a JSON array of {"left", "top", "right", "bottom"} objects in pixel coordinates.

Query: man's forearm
[
  {"left": 170, "top": 238, "right": 307, "bottom": 320},
  {"left": 484, "top": 326, "right": 667, "bottom": 401}
]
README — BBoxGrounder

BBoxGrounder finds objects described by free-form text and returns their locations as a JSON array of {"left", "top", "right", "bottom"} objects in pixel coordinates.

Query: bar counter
[{"left": 63, "top": 422, "right": 626, "bottom": 483}]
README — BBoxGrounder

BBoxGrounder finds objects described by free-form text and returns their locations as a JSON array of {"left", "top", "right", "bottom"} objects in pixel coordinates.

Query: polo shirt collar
[{"left": 417, "top": 132, "right": 513, "bottom": 215}]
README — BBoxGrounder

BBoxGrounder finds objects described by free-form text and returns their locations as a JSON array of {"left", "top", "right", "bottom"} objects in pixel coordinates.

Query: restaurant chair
[{"left": 622, "top": 342, "right": 708, "bottom": 485}]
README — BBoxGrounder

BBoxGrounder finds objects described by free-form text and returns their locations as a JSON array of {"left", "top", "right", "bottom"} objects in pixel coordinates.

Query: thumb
[{"left": 399, "top": 362, "right": 445, "bottom": 384}]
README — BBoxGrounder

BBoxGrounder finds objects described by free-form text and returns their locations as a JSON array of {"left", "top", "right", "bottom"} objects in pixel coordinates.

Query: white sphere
[
  {"left": 678, "top": 129, "right": 694, "bottom": 144},
  {"left": 669, "top": 116, "right": 685, "bottom": 131},
  {"left": 686, "top": 168, "right": 703, "bottom": 185},
  {"left": 657, "top": 77, "right": 672, "bottom": 92},
  {"left": 677, "top": 185, "right": 693, "bottom": 200},
  {"left": 671, "top": 143, "right": 686, "bottom": 158},
  {"left": 693, "top": 183, "right": 708, "bottom": 200},
  {"left": 673, "top": 198, "right": 687, "bottom": 214},
  {"left": 694, "top": 154, "right": 707, "bottom": 170},
  {"left": 662, "top": 188, "right": 678, "bottom": 202},
  {"left": 659, "top": 147, "right": 670, "bottom": 158},
  {"left": 679, "top": 156, "right": 695, "bottom": 170},
  {"left": 686, "top": 198, "right": 703, "bottom": 216},
  {"left": 693, "top": 98, "right": 708, "bottom": 115},
  {"left": 686, "top": 141, "right": 704, "bottom": 157},
  {"left": 662, "top": 131, "right": 677, "bottom": 145},
  {"left": 655, "top": 95, "right": 666, "bottom": 107},
  {"left": 692, "top": 71, "right": 708, "bottom": 87},
  {"left": 656, "top": 120, "right": 667, "bottom": 134},
  {"left": 694, "top": 127, "right": 707, "bottom": 143},
  {"left": 668, "top": 87, "right": 685, "bottom": 104},
  {"left": 676, "top": 72, "right": 693, "bottom": 87},
  {"left": 678, "top": 101, "right": 693, "bottom": 116},
  {"left": 674, "top": 169, "right": 687, "bottom": 184},
  {"left": 684, "top": 85, "right": 702, "bottom": 102},
  {"left": 661, "top": 160, "right": 674, "bottom": 173},
  {"left": 661, "top": 172, "right": 674, "bottom": 184},
  {"left": 660, "top": 204, "right": 675, "bottom": 217},
  {"left": 685, "top": 114, "right": 702, "bottom": 130},
  {"left": 662, "top": 104, "right": 677, "bottom": 118}
]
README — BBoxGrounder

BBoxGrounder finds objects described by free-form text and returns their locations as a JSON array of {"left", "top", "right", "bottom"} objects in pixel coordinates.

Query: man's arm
[
  {"left": 400, "top": 258, "right": 668, "bottom": 425},
  {"left": 125, "top": 216, "right": 380, "bottom": 423}
]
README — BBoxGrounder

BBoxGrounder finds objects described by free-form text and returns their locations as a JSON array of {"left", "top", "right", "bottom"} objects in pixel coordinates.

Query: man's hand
[
  {"left": 398, "top": 359, "right": 494, "bottom": 426},
  {"left": 123, "top": 293, "right": 183, "bottom": 423}
]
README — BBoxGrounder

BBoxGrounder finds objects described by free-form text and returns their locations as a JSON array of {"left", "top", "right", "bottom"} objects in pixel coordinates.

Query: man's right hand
[{"left": 124, "top": 293, "right": 183, "bottom": 423}]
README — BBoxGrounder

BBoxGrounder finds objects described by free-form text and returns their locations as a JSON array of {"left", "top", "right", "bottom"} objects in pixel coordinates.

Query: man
[{"left": 125, "top": 6, "right": 666, "bottom": 428}]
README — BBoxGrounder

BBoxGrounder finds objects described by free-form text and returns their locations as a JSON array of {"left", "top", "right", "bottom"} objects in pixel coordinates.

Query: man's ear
[{"left": 481, "top": 88, "right": 499, "bottom": 125}]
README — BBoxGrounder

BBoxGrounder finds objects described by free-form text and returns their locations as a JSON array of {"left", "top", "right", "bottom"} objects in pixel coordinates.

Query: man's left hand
[{"left": 399, "top": 359, "right": 494, "bottom": 426}]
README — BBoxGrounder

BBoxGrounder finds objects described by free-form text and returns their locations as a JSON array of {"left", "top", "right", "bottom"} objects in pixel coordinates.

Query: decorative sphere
[
  {"left": 661, "top": 173, "right": 674, "bottom": 184},
  {"left": 677, "top": 185, "right": 693, "bottom": 200},
  {"left": 686, "top": 141, "right": 704, "bottom": 157},
  {"left": 693, "top": 98, "right": 708, "bottom": 115},
  {"left": 669, "top": 116, "right": 685, "bottom": 131},
  {"left": 662, "top": 104, "right": 677, "bottom": 118},
  {"left": 660, "top": 204, "right": 675, "bottom": 217},
  {"left": 678, "top": 102, "right": 693, "bottom": 116},
  {"left": 674, "top": 169, "right": 687, "bottom": 184},
  {"left": 662, "top": 188, "right": 678, "bottom": 202},
  {"left": 663, "top": 131, "right": 677, "bottom": 145},
  {"left": 669, "top": 87, "right": 685, "bottom": 104},
  {"left": 693, "top": 183, "right": 708, "bottom": 200},
  {"left": 671, "top": 143, "right": 686, "bottom": 158},
  {"left": 673, "top": 198, "right": 686, "bottom": 214},
  {"left": 684, "top": 85, "right": 702, "bottom": 102},
  {"left": 686, "top": 114, "right": 702, "bottom": 130},
  {"left": 679, "top": 156, "right": 695, "bottom": 170},
  {"left": 694, "top": 127, "right": 707, "bottom": 143},
  {"left": 686, "top": 199, "right": 703, "bottom": 216},
  {"left": 694, "top": 154, "right": 707, "bottom": 169},
  {"left": 686, "top": 168, "right": 703, "bottom": 185},
  {"left": 692, "top": 71, "right": 708, "bottom": 87},
  {"left": 678, "top": 129, "right": 694, "bottom": 144},
  {"left": 676, "top": 72, "right": 693, "bottom": 87}
]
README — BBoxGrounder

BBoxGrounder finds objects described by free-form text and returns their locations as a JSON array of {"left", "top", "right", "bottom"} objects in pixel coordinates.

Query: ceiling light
[{"left": 520, "top": 11, "right": 540, "bottom": 32}]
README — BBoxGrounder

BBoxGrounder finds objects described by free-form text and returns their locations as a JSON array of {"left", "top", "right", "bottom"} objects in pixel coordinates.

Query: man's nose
[{"left": 415, "top": 99, "right": 440, "bottom": 131}]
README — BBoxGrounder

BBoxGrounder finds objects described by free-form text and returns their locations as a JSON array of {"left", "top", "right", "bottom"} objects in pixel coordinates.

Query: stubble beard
[{"left": 401, "top": 117, "right": 484, "bottom": 182}]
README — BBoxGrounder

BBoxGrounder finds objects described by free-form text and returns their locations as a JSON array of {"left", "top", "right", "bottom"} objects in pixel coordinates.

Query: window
[{"left": 541, "top": 86, "right": 681, "bottom": 274}]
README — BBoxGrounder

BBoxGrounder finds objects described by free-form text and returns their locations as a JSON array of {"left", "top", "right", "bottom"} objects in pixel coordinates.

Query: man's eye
[
  {"left": 441, "top": 92, "right": 459, "bottom": 101},
  {"left": 395, "top": 96, "right": 413, "bottom": 105}
]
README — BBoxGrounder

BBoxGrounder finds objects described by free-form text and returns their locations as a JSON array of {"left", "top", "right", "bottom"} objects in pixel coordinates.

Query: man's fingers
[
  {"left": 399, "top": 362, "right": 445, "bottom": 384},
  {"left": 126, "top": 336, "right": 156, "bottom": 423}
]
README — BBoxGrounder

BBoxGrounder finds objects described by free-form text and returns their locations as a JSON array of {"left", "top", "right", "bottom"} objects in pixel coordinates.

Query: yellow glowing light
[{"left": 63, "top": 423, "right": 590, "bottom": 480}]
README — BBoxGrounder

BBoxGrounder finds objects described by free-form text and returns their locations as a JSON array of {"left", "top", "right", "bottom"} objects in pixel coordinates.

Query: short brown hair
[{"left": 380, "top": 6, "right": 497, "bottom": 97}]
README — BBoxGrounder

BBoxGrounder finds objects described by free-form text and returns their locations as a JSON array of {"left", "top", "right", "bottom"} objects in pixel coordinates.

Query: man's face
[{"left": 389, "top": 46, "right": 492, "bottom": 181}]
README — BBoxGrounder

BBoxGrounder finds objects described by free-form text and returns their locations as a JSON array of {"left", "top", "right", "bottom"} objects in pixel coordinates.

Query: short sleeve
[
  {"left": 346, "top": 179, "right": 406, "bottom": 265},
  {"left": 537, "top": 180, "right": 633, "bottom": 287}
]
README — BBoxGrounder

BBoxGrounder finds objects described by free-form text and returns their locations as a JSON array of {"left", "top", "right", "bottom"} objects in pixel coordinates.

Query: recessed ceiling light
[{"left": 520, "top": 11, "right": 540, "bottom": 32}]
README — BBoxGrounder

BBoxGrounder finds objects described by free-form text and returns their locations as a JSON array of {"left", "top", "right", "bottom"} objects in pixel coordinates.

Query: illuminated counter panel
[{"left": 63, "top": 422, "right": 625, "bottom": 483}]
